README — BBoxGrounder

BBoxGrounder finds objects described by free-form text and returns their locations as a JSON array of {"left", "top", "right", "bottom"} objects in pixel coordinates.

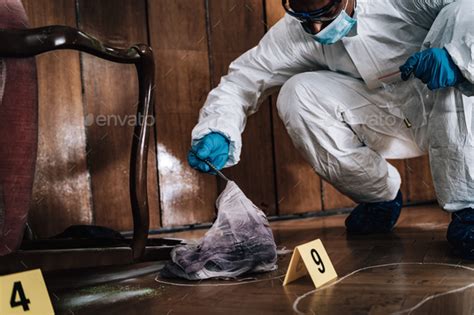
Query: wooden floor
[{"left": 44, "top": 204, "right": 474, "bottom": 315}]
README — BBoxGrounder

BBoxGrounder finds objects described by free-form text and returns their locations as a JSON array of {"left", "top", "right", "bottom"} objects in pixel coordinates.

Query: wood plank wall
[{"left": 21, "top": 0, "right": 436, "bottom": 237}]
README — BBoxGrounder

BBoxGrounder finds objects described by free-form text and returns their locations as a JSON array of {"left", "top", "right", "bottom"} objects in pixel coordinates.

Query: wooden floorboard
[{"left": 44, "top": 204, "right": 474, "bottom": 314}]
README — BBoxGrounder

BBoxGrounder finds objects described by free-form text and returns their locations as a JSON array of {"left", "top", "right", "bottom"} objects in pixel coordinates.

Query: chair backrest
[{"left": 0, "top": 0, "right": 38, "bottom": 255}]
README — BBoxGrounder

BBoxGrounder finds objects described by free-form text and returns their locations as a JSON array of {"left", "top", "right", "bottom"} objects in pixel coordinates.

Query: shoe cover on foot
[
  {"left": 447, "top": 208, "right": 474, "bottom": 260},
  {"left": 160, "top": 181, "right": 277, "bottom": 280},
  {"left": 345, "top": 190, "right": 403, "bottom": 235}
]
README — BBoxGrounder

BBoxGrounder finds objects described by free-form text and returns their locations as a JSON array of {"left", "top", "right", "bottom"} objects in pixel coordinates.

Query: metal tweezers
[{"left": 190, "top": 150, "right": 231, "bottom": 182}]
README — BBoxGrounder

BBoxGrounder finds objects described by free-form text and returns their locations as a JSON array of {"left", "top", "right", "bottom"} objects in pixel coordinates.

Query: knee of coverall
[{"left": 277, "top": 71, "right": 338, "bottom": 129}]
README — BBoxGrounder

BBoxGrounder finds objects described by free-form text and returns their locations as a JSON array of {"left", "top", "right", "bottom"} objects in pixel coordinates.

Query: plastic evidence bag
[{"left": 160, "top": 180, "right": 278, "bottom": 280}]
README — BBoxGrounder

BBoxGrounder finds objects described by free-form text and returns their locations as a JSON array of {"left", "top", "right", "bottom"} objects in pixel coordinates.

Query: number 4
[{"left": 10, "top": 281, "right": 31, "bottom": 311}]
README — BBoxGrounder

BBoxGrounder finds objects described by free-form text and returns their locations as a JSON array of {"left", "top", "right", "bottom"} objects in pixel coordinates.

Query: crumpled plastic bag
[{"left": 160, "top": 180, "right": 277, "bottom": 280}]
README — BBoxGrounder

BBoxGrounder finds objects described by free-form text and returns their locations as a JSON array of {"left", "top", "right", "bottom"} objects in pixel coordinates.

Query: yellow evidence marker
[
  {"left": 0, "top": 269, "right": 54, "bottom": 314},
  {"left": 283, "top": 239, "right": 338, "bottom": 288}
]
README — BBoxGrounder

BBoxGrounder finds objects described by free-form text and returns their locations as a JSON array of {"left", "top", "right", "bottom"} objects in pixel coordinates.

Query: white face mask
[{"left": 310, "top": 0, "right": 357, "bottom": 45}]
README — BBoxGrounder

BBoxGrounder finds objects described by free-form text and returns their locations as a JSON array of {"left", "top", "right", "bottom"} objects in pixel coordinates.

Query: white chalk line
[
  {"left": 155, "top": 274, "right": 285, "bottom": 287},
  {"left": 277, "top": 247, "right": 293, "bottom": 255},
  {"left": 392, "top": 283, "right": 474, "bottom": 315},
  {"left": 293, "top": 262, "right": 474, "bottom": 315}
]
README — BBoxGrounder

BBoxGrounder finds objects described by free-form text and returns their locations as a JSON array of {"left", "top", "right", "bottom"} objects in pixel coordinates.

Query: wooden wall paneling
[
  {"left": 77, "top": 0, "right": 161, "bottom": 231},
  {"left": 322, "top": 181, "right": 357, "bottom": 210},
  {"left": 265, "top": 2, "right": 323, "bottom": 215},
  {"left": 22, "top": 0, "right": 93, "bottom": 237},
  {"left": 388, "top": 159, "right": 409, "bottom": 203},
  {"left": 405, "top": 156, "right": 436, "bottom": 203},
  {"left": 207, "top": 0, "right": 277, "bottom": 216},
  {"left": 148, "top": 0, "right": 217, "bottom": 226},
  {"left": 264, "top": 0, "right": 284, "bottom": 26}
]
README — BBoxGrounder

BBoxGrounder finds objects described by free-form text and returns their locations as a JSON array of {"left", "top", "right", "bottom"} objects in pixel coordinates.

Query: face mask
[{"left": 309, "top": 1, "right": 356, "bottom": 45}]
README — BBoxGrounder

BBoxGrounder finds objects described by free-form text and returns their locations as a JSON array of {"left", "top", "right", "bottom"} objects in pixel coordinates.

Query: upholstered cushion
[
  {"left": 0, "top": 59, "right": 5, "bottom": 234},
  {"left": 0, "top": 0, "right": 29, "bottom": 28},
  {"left": 0, "top": 0, "right": 38, "bottom": 255},
  {"left": 0, "top": 59, "right": 5, "bottom": 102}
]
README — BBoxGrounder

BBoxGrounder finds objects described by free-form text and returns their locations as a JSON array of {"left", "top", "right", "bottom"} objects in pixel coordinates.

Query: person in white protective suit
[{"left": 187, "top": 0, "right": 474, "bottom": 260}]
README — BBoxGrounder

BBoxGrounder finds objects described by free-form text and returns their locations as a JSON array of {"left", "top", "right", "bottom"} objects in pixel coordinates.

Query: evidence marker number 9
[{"left": 311, "top": 249, "right": 325, "bottom": 273}]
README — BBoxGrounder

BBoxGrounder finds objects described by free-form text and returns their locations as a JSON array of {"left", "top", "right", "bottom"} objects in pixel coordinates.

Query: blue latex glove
[
  {"left": 187, "top": 132, "right": 230, "bottom": 174},
  {"left": 400, "top": 48, "right": 465, "bottom": 90}
]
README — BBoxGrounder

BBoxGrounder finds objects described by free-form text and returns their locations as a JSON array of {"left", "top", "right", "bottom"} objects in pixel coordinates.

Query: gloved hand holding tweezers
[{"left": 187, "top": 132, "right": 231, "bottom": 181}]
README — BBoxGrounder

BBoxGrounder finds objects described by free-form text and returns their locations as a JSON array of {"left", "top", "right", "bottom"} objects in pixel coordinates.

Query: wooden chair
[{"left": 0, "top": 0, "right": 178, "bottom": 273}]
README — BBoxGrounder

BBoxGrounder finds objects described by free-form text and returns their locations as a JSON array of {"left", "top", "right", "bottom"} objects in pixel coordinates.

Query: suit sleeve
[{"left": 191, "top": 15, "right": 320, "bottom": 167}]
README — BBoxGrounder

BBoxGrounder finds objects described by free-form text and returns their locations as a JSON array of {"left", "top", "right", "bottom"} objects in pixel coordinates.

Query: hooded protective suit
[{"left": 191, "top": 0, "right": 474, "bottom": 211}]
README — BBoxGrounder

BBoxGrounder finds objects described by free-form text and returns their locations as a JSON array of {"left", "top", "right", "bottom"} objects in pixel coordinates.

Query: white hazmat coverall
[{"left": 191, "top": 0, "right": 474, "bottom": 211}]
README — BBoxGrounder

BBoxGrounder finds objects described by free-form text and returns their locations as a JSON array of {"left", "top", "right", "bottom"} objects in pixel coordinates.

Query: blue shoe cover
[
  {"left": 447, "top": 208, "right": 474, "bottom": 260},
  {"left": 345, "top": 190, "right": 402, "bottom": 235}
]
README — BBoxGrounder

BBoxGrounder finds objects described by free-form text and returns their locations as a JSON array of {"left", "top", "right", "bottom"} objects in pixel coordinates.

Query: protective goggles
[{"left": 282, "top": 0, "right": 343, "bottom": 23}]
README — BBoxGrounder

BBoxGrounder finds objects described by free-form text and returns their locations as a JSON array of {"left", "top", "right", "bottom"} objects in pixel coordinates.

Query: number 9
[{"left": 311, "top": 249, "right": 325, "bottom": 273}]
